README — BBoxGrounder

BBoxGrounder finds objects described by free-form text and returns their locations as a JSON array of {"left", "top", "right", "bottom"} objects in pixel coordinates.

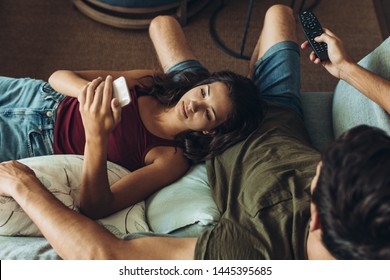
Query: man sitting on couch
[{"left": 0, "top": 5, "right": 389, "bottom": 259}]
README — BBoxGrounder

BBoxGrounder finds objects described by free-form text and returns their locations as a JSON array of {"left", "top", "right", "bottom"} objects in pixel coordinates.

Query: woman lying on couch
[
  {"left": 0, "top": 40, "right": 264, "bottom": 219},
  {"left": 1, "top": 4, "right": 389, "bottom": 259}
]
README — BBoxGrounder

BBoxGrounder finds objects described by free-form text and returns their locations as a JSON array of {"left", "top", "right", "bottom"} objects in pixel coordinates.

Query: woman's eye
[
  {"left": 206, "top": 110, "right": 211, "bottom": 120},
  {"left": 201, "top": 88, "right": 206, "bottom": 97}
]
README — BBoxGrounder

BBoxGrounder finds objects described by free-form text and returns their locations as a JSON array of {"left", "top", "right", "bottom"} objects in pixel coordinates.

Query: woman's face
[{"left": 175, "top": 81, "right": 233, "bottom": 133}]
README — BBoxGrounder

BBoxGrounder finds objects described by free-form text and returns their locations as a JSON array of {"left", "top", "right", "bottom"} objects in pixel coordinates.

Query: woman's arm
[
  {"left": 98, "top": 146, "right": 190, "bottom": 217},
  {"left": 77, "top": 77, "right": 190, "bottom": 218},
  {"left": 80, "top": 141, "right": 190, "bottom": 218},
  {"left": 75, "top": 75, "right": 119, "bottom": 218},
  {"left": 301, "top": 29, "right": 390, "bottom": 114},
  {"left": 149, "top": 16, "right": 197, "bottom": 72},
  {"left": 48, "top": 69, "right": 156, "bottom": 98}
]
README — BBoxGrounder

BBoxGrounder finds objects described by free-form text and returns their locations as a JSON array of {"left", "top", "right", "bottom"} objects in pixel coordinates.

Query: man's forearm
[
  {"left": 11, "top": 180, "right": 121, "bottom": 259},
  {"left": 341, "top": 62, "right": 390, "bottom": 114},
  {"left": 11, "top": 180, "right": 199, "bottom": 259}
]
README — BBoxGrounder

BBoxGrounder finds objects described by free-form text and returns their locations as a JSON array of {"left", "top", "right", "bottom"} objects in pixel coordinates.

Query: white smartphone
[{"left": 112, "top": 76, "right": 131, "bottom": 107}]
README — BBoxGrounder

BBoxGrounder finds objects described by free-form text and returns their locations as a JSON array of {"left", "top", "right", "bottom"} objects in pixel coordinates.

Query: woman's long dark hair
[{"left": 140, "top": 70, "right": 265, "bottom": 163}]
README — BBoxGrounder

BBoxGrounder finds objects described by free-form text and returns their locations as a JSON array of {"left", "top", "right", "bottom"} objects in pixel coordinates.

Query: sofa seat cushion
[{"left": 301, "top": 91, "right": 334, "bottom": 151}]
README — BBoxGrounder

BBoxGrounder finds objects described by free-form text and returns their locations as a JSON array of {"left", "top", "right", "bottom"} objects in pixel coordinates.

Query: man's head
[{"left": 310, "top": 125, "right": 390, "bottom": 259}]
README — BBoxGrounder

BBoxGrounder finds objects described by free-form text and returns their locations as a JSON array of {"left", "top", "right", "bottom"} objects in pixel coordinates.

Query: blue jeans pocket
[
  {"left": 0, "top": 109, "right": 55, "bottom": 161},
  {"left": 27, "top": 122, "right": 55, "bottom": 158},
  {"left": 0, "top": 77, "right": 64, "bottom": 161}
]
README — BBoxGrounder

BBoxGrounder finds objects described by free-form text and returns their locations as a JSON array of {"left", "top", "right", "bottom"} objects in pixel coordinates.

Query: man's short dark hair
[{"left": 312, "top": 125, "right": 390, "bottom": 259}]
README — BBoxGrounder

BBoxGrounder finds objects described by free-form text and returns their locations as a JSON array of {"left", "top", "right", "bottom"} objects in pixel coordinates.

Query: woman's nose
[
  {"left": 189, "top": 100, "right": 204, "bottom": 113},
  {"left": 189, "top": 100, "right": 198, "bottom": 112}
]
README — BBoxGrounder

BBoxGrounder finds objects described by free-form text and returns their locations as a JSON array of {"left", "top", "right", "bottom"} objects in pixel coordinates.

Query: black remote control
[{"left": 298, "top": 10, "right": 329, "bottom": 61}]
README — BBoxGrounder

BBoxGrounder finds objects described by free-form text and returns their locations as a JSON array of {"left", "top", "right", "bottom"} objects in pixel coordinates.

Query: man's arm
[
  {"left": 338, "top": 62, "right": 390, "bottom": 114},
  {"left": 0, "top": 161, "right": 197, "bottom": 259},
  {"left": 301, "top": 29, "right": 390, "bottom": 114},
  {"left": 149, "top": 16, "right": 197, "bottom": 72}
]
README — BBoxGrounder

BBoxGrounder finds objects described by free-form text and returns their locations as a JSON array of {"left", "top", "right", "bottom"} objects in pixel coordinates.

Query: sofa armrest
[{"left": 332, "top": 37, "right": 390, "bottom": 138}]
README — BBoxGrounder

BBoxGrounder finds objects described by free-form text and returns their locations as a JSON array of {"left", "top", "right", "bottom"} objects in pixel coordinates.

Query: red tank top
[{"left": 53, "top": 87, "right": 177, "bottom": 171}]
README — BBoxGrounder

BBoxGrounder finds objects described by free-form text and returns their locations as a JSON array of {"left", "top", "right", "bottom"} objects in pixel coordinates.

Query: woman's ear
[{"left": 202, "top": 130, "right": 215, "bottom": 135}]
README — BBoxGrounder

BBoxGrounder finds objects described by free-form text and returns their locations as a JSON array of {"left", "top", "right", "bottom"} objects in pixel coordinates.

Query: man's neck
[{"left": 306, "top": 229, "right": 335, "bottom": 260}]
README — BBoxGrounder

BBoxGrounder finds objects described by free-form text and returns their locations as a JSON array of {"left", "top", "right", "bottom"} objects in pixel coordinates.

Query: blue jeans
[
  {"left": 166, "top": 41, "right": 303, "bottom": 118},
  {"left": 0, "top": 77, "right": 64, "bottom": 162},
  {"left": 251, "top": 41, "right": 302, "bottom": 118}
]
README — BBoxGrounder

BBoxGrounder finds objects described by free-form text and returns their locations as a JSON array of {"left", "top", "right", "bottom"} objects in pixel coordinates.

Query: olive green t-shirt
[{"left": 195, "top": 105, "right": 320, "bottom": 259}]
